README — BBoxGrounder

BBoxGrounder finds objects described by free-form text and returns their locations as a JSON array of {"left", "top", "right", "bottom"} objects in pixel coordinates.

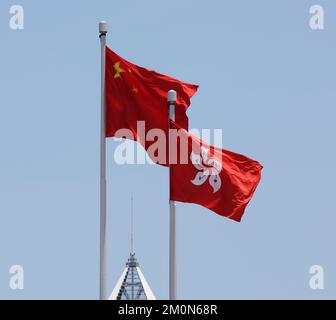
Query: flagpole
[
  {"left": 99, "top": 21, "right": 108, "bottom": 300},
  {"left": 168, "top": 90, "right": 177, "bottom": 300}
]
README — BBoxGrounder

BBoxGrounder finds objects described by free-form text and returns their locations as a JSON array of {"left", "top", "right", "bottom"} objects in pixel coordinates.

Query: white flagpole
[
  {"left": 99, "top": 21, "right": 108, "bottom": 300},
  {"left": 168, "top": 90, "right": 177, "bottom": 300}
]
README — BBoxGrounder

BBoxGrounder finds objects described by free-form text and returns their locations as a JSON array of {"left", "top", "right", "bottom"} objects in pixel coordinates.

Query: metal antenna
[{"left": 131, "top": 193, "right": 134, "bottom": 254}]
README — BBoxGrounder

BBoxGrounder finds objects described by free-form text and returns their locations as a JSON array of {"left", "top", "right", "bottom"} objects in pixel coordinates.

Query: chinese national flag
[
  {"left": 170, "top": 122, "right": 263, "bottom": 222},
  {"left": 105, "top": 46, "right": 198, "bottom": 164}
]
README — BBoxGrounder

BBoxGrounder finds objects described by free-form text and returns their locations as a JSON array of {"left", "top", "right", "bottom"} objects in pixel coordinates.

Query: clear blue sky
[{"left": 1, "top": 0, "right": 336, "bottom": 299}]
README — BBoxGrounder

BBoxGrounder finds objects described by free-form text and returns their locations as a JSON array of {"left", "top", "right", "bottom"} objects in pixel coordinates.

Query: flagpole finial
[
  {"left": 99, "top": 21, "right": 108, "bottom": 35},
  {"left": 167, "top": 90, "right": 177, "bottom": 104}
]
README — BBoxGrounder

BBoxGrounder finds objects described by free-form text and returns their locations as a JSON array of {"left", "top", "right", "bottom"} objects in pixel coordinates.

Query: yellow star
[{"left": 113, "top": 62, "right": 125, "bottom": 79}]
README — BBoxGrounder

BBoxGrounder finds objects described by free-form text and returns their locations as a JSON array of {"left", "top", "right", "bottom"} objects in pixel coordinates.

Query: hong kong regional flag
[
  {"left": 105, "top": 46, "right": 198, "bottom": 164},
  {"left": 170, "top": 123, "right": 263, "bottom": 222}
]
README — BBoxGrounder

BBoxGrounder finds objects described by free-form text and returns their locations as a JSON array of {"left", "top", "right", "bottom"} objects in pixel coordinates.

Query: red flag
[
  {"left": 170, "top": 123, "right": 263, "bottom": 222},
  {"left": 105, "top": 47, "right": 198, "bottom": 164}
]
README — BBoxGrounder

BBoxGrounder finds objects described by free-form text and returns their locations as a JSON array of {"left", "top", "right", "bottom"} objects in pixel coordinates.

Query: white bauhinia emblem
[{"left": 190, "top": 146, "right": 222, "bottom": 193}]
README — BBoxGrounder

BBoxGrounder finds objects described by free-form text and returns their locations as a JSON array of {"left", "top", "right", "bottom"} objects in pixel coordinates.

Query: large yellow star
[{"left": 113, "top": 62, "right": 125, "bottom": 79}]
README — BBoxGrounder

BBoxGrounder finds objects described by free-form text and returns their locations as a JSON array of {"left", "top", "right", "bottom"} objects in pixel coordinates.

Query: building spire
[
  {"left": 108, "top": 193, "right": 156, "bottom": 300},
  {"left": 131, "top": 192, "right": 134, "bottom": 255}
]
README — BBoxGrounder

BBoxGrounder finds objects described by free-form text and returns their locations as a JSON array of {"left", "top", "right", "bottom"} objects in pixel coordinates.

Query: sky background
[{"left": 1, "top": 0, "right": 336, "bottom": 299}]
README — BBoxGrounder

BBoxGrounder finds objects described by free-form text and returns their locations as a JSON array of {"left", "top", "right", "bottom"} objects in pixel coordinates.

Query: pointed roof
[{"left": 109, "top": 253, "right": 156, "bottom": 300}]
